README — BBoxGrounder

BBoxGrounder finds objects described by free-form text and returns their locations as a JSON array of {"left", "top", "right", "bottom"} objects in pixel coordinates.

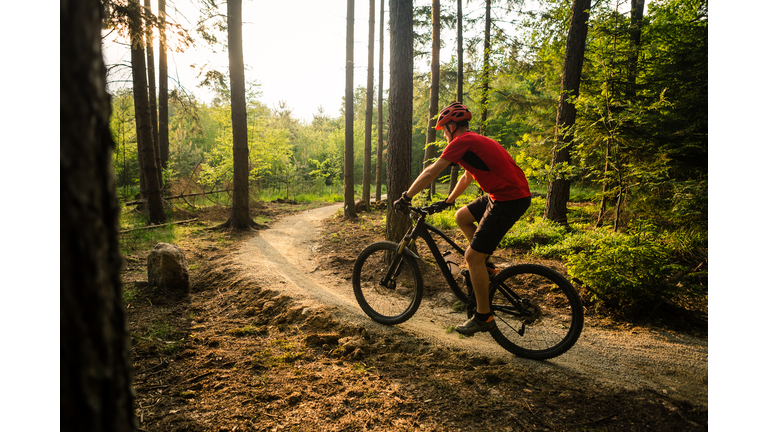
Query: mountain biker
[{"left": 393, "top": 102, "right": 532, "bottom": 336}]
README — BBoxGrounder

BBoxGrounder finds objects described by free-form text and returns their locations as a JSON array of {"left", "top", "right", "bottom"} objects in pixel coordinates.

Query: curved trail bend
[{"left": 237, "top": 203, "right": 708, "bottom": 408}]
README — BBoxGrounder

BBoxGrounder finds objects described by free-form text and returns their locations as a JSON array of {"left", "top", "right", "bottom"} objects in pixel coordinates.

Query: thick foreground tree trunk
[
  {"left": 544, "top": 0, "right": 591, "bottom": 225},
  {"left": 61, "top": 0, "right": 136, "bottom": 430},
  {"left": 386, "top": 0, "right": 414, "bottom": 242}
]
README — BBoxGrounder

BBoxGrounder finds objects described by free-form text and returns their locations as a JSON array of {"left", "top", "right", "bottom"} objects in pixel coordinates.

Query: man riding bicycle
[{"left": 393, "top": 102, "right": 531, "bottom": 336}]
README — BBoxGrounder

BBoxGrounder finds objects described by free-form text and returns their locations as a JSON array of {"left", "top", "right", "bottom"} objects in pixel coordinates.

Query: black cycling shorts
[{"left": 466, "top": 194, "right": 531, "bottom": 255}]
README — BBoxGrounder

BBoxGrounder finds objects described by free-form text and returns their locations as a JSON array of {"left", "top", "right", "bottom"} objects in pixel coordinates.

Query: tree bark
[
  {"left": 144, "top": 0, "right": 162, "bottom": 185},
  {"left": 544, "top": 0, "right": 591, "bottom": 225},
  {"left": 61, "top": 0, "right": 136, "bottom": 430},
  {"left": 158, "top": 0, "right": 169, "bottom": 170},
  {"left": 362, "top": 0, "right": 376, "bottom": 212},
  {"left": 344, "top": 0, "right": 357, "bottom": 219},
  {"left": 386, "top": 0, "right": 414, "bottom": 242},
  {"left": 449, "top": 0, "right": 463, "bottom": 194},
  {"left": 375, "top": 0, "right": 386, "bottom": 202},
  {"left": 422, "top": 0, "right": 441, "bottom": 199},
  {"left": 225, "top": 0, "right": 255, "bottom": 230},
  {"left": 627, "top": 0, "right": 645, "bottom": 100},
  {"left": 129, "top": 0, "right": 166, "bottom": 224},
  {"left": 480, "top": 0, "right": 491, "bottom": 135}
]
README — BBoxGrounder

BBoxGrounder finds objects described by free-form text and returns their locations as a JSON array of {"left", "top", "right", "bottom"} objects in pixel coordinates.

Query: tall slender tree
[
  {"left": 422, "top": 0, "right": 441, "bottom": 199},
  {"left": 480, "top": 0, "right": 491, "bottom": 135},
  {"left": 129, "top": 0, "right": 166, "bottom": 224},
  {"left": 386, "top": 0, "right": 414, "bottom": 242},
  {"left": 449, "top": 0, "right": 464, "bottom": 193},
  {"left": 344, "top": 0, "right": 357, "bottom": 218},
  {"left": 375, "top": 0, "right": 386, "bottom": 202},
  {"left": 362, "top": 0, "right": 376, "bottom": 212},
  {"left": 61, "top": 0, "right": 135, "bottom": 429},
  {"left": 158, "top": 0, "right": 169, "bottom": 170},
  {"left": 221, "top": 0, "right": 259, "bottom": 230},
  {"left": 544, "top": 0, "right": 592, "bottom": 225},
  {"left": 143, "top": 0, "right": 161, "bottom": 185}
]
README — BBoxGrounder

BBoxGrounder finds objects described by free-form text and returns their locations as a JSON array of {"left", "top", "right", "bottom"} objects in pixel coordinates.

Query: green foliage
[
  {"left": 498, "top": 216, "right": 568, "bottom": 249},
  {"left": 564, "top": 220, "right": 704, "bottom": 309}
]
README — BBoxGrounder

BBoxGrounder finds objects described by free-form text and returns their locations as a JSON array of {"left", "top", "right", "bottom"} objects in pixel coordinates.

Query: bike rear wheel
[
  {"left": 489, "top": 264, "right": 583, "bottom": 360},
  {"left": 352, "top": 241, "right": 424, "bottom": 325}
]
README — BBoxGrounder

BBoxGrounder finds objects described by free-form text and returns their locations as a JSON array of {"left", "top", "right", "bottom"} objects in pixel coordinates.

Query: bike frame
[{"left": 388, "top": 206, "right": 533, "bottom": 322}]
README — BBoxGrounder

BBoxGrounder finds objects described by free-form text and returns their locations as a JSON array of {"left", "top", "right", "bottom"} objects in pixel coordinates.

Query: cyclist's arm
[
  {"left": 447, "top": 170, "right": 472, "bottom": 204},
  {"left": 405, "top": 157, "right": 452, "bottom": 198}
]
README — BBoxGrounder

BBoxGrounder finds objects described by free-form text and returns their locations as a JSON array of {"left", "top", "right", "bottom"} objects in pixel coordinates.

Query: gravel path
[{"left": 237, "top": 203, "right": 708, "bottom": 408}]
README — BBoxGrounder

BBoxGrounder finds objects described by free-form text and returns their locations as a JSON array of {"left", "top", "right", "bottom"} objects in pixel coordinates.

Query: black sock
[{"left": 475, "top": 312, "right": 493, "bottom": 322}]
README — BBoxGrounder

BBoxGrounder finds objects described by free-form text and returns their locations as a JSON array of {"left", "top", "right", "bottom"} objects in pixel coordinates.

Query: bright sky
[
  {"left": 104, "top": 0, "right": 394, "bottom": 122},
  {"left": 102, "top": 0, "right": 502, "bottom": 123}
]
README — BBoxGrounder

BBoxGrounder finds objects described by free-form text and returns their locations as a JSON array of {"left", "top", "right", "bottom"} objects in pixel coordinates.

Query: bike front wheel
[
  {"left": 489, "top": 264, "right": 583, "bottom": 360},
  {"left": 352, "top": 241, "right": 424, "bottom": 325}
]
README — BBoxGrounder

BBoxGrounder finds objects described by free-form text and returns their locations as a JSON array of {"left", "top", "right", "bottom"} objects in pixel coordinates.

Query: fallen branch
[
  {"left": 124, "top": 190, "right": 231, "bottom": 206},
  {"left": 119, "top": 218, "right": 199, "bottom": 234}
]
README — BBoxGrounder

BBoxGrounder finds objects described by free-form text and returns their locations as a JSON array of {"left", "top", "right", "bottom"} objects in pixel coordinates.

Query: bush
[
  {"left": 498, "top": 216, "right": 568, "bottom": 248},
  {"left": 564, "top": 220, "right": 692, "bottom": 309},
  {"left": 532, "top": 227, "right": 614, "bottom": 259}
]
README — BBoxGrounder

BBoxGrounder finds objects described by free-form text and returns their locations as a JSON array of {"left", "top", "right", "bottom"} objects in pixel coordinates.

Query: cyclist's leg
[
  {"left": 465, "top": 246, "right": 491, "bottom": 313},
  {"left": 468, "top": 196, "right": 532, "bottom": 312},
  {"left": 455, "top": 195, "right": 490, "bottom": 243}
]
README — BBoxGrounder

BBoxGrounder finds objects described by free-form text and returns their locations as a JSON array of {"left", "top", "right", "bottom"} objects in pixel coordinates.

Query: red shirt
[{"left": 440, "top": 131, "right": 530, "bottom": 201}]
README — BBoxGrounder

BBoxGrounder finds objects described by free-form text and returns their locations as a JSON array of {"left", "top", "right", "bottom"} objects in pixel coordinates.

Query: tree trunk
[
  {"left": 422, "top": 0, "right": 440, "bottom": 199},
  {"left": 627, "top": 0, "right": 645, "bottom": 100},
  {"left": 61, "top": 0, "right": 136, "bottom": 430},
  {"left": 480, "top": 0, "right": 491, "bottom": 135},
  {"left": 362, "top": 0, "right": 376, "bottom": 212},
  {"left": 449, "top": 0, "right": 463, "bottom": 194},
  {"left": 344, "top": 0, "right": 357, "bottom": 219},
  {"left": 144, "top": 0, "right": 162, "bottom": 186},
  {"left": 375, "top": 0, "right": 386, "bottom": 202},
  {"left": 225, "top": 0, "right": 255, "bottom": 230},
  {"left": 158, "top": 0, "right": 169, "bottom": 170},
  {"left": 544, "top": 0, "right": 591, "bottom": 225},
  {"left": 386, "top": 0, "right": 414, "bottom": 242},
  {"left": 129, "top": 0, "right": 166, "bottom": 224}
]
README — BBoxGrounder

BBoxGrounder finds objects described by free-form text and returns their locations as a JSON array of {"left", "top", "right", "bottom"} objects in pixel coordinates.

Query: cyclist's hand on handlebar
[
  {"left": 393, "top": 191, "right": 412, "bottom": 213},
  {"left": 427, "top": 200, "right": 454, "bottom": 213}
]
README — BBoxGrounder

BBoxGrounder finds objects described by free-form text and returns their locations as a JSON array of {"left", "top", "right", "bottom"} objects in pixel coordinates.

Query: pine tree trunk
[
  {"left": 61, "top": 0, "right": 136, "bottom": 430},
  {"left": 363, "top": 0, "right": 376, "bottom": 212},
  {"left": 226, "top": 0, "right": 254, "bottom": 230},
  {"left": 158, "top": 0, "right": 169, "bottom": 170},
  {"left": 449, "top": 0, "right": 463, "bottom": 194},
  {"left": 422, "top": 0, "right": 440, "bottom": 199},
  {"left": 375, "top": 0, "right": 386, "bottom": 202},
  {"left": 480, "top": 0, "right": 491, "bottom": 135},
  {"left": 344, "top": 0, "right": 357, "bottom": 219},
  {"left": 544, "top": 0, "right": 591, "bottom": 225},
  {"left": 627, "top": 0, "right": 645, "bottom": 100},
  {"left": 386, "top": 0, "right": 414, "bottom": 242},
  {"left": 129, "top": 0, "right": 166, "bottom": 224},
  {"left": 144, "top": 0, "right": 161, "bottom": 186}
]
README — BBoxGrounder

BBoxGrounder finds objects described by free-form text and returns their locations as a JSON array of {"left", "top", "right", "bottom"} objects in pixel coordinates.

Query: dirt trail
[{"left": 237, "top": 203, "right": 708, "bottom": 408}]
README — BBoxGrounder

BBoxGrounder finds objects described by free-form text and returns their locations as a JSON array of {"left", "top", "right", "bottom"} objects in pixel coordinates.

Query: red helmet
[{"left": 435, "top": 102, "right": 472, "bottom": 130}]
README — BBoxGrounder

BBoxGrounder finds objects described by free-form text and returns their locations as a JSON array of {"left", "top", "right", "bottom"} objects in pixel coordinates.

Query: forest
[
  {"left": 60, "top": 0, "right": 708, "bottom": 430},
  {"left": 104, "top": 0, "right": 707, "bottom": 313}
]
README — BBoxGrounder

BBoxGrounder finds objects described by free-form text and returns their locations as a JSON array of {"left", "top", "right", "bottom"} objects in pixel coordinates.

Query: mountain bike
[{"left": 351, "top": 203, "right": 583, "bottom": 360}]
